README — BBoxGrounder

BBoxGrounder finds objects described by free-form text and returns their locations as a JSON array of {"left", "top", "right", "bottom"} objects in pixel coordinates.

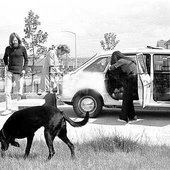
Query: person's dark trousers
[{"left": 119, "top": 76, "right": 137, "bottom": 122}]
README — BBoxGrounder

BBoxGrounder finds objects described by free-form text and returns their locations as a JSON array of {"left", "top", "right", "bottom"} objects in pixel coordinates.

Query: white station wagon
[{"left": 61, "top": 47, "right": 170, "bottom": 117}]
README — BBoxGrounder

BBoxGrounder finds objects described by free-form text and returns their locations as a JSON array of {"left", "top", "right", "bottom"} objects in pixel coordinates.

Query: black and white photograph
[{"left": 0, "top": 0, "right": 170, "bottom": 169}]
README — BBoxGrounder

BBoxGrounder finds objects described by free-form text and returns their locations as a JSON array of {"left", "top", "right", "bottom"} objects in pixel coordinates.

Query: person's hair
[
  {"left": 57, "top": 45, "right": 64, "bottom": 51},
  {"left": 9, "top": 32, "right": 22, "bottom": 47},
  {"left": 110, "top": 51, "right": 125, "bottom": 65},
  {"left": 57, "top": 44, "right": 70, "bottom": 54}
]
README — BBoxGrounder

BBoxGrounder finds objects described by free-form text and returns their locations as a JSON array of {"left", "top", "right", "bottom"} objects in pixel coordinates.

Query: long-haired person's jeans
[{"left": 5, "top": 71, "right": 24, "bottom": 110}]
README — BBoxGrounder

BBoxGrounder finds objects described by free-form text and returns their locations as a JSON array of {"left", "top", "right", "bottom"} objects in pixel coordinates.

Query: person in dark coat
[
  {"left": 2, "top": 33, "right": 28, "bottom": 116},
  {"left": 109, "top": 51, "right": 138, "bottom": 123}
]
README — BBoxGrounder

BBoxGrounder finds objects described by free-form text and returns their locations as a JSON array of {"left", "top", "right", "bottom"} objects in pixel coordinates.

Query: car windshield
[
  {"left": 83, "top": 57, "right": 109, "bottom": 72},
  {"left": 77, "top": 53, "right": 97, "bottom": 69}
]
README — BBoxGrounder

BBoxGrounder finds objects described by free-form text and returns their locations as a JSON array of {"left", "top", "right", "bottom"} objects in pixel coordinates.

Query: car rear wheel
[{"left": 73, "top": 92, "right": 103, "bottom": 118}]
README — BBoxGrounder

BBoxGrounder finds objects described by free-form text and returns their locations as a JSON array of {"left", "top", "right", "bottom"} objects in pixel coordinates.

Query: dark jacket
[
  {"left": 110, "top": 58, "right": 138, "bottom": 100},
  {"left": 110, "top": 58, "right": 137, "bottom": 76},
  {"left": 3, "top": 45, "right": 28, "bottom": 74}
]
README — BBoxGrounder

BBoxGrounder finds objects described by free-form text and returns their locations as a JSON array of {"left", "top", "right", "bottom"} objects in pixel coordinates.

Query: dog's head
[{"left": 0, "top": 130, "right": 9, "bottom": 151}]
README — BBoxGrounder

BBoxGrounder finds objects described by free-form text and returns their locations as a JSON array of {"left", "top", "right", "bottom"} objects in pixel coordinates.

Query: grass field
[{"left": 0, "top": 135, "right": 170, "bottom": 170}]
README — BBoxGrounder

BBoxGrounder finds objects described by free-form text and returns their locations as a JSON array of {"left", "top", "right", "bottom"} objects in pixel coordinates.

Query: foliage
[
  {"left": 100, "top": 32, "right": 119, "bottom": 50},
  {"left": 22, "top": 10, "right": 48, "bottom": 91},
  {"left": 22, "top": 10, "right": 48, "bottom": 61}
]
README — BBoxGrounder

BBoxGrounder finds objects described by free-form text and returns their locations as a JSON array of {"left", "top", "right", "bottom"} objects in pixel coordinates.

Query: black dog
[{"left": 0, "top": 105, "right": 89, "bottom": 160}]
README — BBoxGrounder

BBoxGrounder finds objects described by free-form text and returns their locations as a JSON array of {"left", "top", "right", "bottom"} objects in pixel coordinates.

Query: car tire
[{"left": 73, "top": 92, "right": 103, "bottom": 118}]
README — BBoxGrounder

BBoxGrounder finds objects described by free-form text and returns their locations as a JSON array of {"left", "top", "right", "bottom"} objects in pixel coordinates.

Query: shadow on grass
[
  {"left": 7, "top": 153, "right": 39, "bottom": 160},
  {"left": 1, "top": 135, "right": 170, "bottom": 162},
  {"left": 76, "top": 135, "right": 143, "bottom": 154},
  {"left": 0, "top": 140, "right": 46, "bottom": 161}
]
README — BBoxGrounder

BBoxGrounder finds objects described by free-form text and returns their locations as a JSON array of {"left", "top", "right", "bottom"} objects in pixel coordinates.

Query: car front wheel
[{"left": 73, "top": 92, "right": 103, "bottom": 118}]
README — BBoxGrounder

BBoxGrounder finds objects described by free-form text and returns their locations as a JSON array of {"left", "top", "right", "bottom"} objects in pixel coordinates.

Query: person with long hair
[
  {"left": 2, "top": 33, "right": 28, "bottom": 115},
  {"left": 109, "top": 51, "right": 138, "bottom": 123}
]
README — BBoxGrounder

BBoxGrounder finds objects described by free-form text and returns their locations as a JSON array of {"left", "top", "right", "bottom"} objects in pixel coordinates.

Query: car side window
[
  {"left": 153, "top": 54, "right": 170, "bottom": 101},
  {"left": 83, "top": 57, "right": 109, "bottom": 72}
]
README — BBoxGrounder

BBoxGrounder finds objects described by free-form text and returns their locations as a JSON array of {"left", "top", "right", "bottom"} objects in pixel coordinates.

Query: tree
[
  {"left": 22, "top": 10, "right": 48, "bottom": 91},
  {"left": 100, "top": 32, "right": 119, "bottom": 50}
]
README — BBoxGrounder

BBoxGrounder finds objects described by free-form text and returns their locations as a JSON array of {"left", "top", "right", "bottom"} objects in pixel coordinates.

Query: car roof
[
  {"left": 71, "top": 47, "right": 170, "bottom": 74},
  {"left": 98, "top": 47, "right": 170, "bottom": 56}
]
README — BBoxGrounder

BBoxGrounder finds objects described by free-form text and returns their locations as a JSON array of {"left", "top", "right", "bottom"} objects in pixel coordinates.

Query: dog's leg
[
  {"left": 58, "top": 128, "right": 75, "bottom": 159},
  {"left": 44, "top": 129, "right": 55, "bottom": 160},
  {"left": 24, "top": 134, "right": 34, "bottom": 159},
  {"left": 1, "top": 140, "right": 9, "bottom": 158},
  {"left": 1, "top": 150, "right": 5, "bottom": 158},
  {"left": 11, "top": 140, "right": 20, "bottom": 147},
  {"left": 1, "top": 142, "right": 9, "bottom": 158}
]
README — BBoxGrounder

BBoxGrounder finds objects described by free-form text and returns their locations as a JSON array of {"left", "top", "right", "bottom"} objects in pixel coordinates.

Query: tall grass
[{"left": 0, "top": 134, "right": 170, "bottom": 170}]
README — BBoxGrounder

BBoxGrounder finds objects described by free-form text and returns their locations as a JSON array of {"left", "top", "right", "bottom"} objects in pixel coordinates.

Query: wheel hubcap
[{"left": 79, "top": 97, "right": 96, "bottom": 113}]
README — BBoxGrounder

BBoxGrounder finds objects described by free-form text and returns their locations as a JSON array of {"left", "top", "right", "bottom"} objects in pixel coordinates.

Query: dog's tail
[{"left": 63, "top": 111, "right": 89, "bottom": 127}]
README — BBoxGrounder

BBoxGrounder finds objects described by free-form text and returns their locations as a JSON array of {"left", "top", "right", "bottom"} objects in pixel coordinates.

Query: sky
[{"left": 0, "top": 0, "right": 170, "bottom": 58}]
